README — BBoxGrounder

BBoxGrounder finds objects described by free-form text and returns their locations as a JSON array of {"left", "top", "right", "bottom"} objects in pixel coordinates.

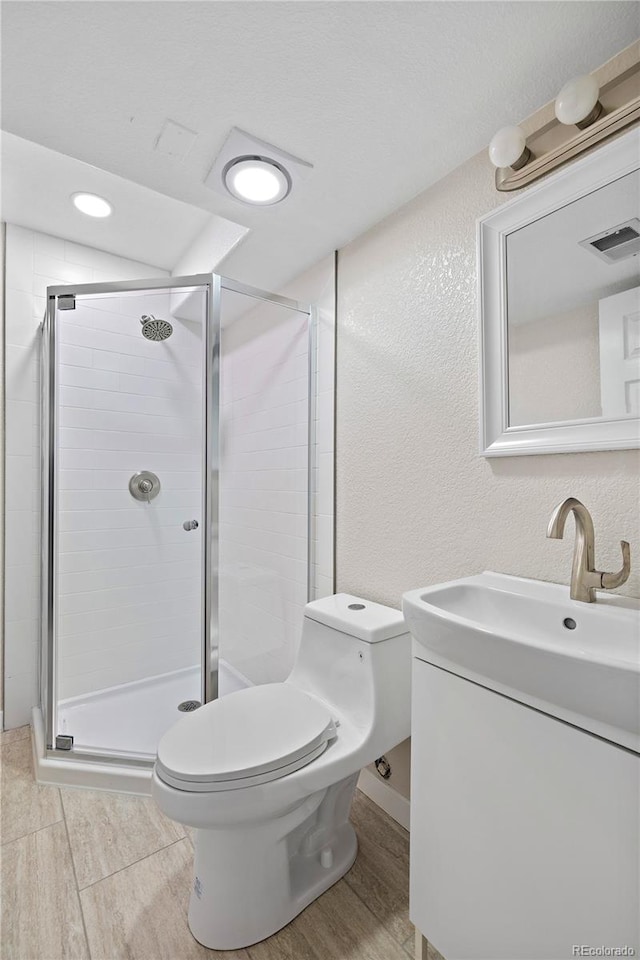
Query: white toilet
[{"left": 152, "top": 593, "right": 411, "bottom": 950}]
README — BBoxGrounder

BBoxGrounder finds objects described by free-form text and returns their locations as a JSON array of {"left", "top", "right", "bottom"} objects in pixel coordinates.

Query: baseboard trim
[{"left": 357, "top": 767, "right": 410, "bottom": 831}]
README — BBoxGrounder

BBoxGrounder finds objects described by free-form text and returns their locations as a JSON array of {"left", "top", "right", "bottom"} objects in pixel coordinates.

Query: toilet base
[{"left": 187, "top": 774, "right": 359, "bottom": 950}]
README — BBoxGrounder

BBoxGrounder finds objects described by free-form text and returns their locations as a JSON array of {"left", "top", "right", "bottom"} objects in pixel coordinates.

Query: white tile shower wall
[
  {"left": 3, "top": 223, "right": 168, "bottom": 727},
  {"left": 218, "top": 258, "right": 335, "bottom": 685},
  {"left": 56, "top": 292, "right": 203, "bottom": 700}
]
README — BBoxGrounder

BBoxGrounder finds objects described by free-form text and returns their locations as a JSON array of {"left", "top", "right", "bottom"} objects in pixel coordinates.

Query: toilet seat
[{"left": 155, "top": 683, "right": 337, "bottom": 793}]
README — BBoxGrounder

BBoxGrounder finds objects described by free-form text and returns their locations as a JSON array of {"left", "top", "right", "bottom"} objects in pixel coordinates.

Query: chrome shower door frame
[
  {"left": 41, "top": 273, "right": 314, "bottom": 769},
  {"left": 42, "top": 274, "right": 219, "bottom": 762}
]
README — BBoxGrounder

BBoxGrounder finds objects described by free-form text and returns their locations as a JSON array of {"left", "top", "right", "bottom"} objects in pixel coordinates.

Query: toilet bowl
[{"left": 152, "top": 593, "right": 411, "bottom": 950}]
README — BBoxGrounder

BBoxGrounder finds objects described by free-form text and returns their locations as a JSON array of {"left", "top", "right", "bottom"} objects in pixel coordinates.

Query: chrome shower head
[{"left": 140, "top": 315, "right": 173, "bottom": 341}]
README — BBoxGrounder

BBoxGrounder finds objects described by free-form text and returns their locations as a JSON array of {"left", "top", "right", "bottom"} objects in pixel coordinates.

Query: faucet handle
[{"left": 600, "top": 540, "right": 631, "bottom": 590}]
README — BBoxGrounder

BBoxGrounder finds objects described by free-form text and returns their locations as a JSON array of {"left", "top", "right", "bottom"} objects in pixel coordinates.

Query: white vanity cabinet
[{"left": 410, "top": 657, "right": 640, "bottom": 960}]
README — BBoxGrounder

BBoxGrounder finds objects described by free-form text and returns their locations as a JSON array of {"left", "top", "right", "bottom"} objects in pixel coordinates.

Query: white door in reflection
[{"left": 599, "top": 286, "right": 640, "bottom": 418}]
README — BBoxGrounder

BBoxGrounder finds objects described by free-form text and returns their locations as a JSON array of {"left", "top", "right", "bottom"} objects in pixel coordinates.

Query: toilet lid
[{"left": 155, "top": 683, "right": 337, "bottom": 790}]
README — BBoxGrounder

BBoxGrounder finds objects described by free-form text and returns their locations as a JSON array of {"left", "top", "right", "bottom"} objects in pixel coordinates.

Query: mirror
[
  {"left": 507, "top": 171, "right": 639, "bottom": 427},
  {"left": 479, "top": 127, "right": 640, "bottom": 456}
]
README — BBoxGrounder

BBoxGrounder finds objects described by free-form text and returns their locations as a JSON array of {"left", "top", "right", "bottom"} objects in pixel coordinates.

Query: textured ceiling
[{"left": 2, "top": 1, "right": 638, "bottom": 287}]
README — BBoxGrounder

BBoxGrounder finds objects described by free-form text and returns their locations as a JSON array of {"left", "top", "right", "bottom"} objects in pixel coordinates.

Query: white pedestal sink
[{"left": 404, "top": 572, "right": 640, "bottom": 960}]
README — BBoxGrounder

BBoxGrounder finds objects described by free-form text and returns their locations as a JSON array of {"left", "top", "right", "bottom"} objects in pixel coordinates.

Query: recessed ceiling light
[
  {"left": 71, "top": 192, "right": 113, "bottom": 218},
  {"left": 223, "top": 157, "right": 291, "bottom": 205}
]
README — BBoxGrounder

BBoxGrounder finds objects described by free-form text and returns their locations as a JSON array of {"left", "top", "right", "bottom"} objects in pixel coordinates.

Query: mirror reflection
[{"left": 506, "top": 170, "right": 640, "bottom": 428}]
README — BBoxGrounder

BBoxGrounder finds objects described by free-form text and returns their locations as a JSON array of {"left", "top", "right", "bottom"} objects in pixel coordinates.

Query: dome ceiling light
[
  {"left": 205, "top": 128, "right": 313, "bottom": 207},
  {"left": 223, "top": 156, "right": 291, "bottom": 205}
]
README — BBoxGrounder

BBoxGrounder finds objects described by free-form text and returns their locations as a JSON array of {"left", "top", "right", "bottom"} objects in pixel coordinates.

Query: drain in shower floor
[{"left": 178, "top": 700, "right": 202, "bottom": 712}]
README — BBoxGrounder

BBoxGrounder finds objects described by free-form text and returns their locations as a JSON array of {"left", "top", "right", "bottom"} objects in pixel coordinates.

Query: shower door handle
[{"left": 183, "top": 520, "right": 199, "bottom": 531}]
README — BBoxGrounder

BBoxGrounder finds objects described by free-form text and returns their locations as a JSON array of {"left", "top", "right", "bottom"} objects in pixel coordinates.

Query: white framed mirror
[{"left": 479, "top": 126, "right": 640, "bottom": 457}]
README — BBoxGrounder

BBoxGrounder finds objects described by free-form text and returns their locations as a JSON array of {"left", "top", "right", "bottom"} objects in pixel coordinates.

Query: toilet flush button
[{"left": 348, "top": 603, "right": 365, "bottom": 610}]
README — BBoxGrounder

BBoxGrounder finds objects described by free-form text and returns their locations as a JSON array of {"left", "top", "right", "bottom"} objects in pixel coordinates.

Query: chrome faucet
[{"left": 546, "top": 497, "right": 631, "bottom": 603}]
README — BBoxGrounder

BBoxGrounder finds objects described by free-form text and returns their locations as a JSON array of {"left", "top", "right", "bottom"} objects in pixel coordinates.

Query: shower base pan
[{"left": 32, "top": 660, "right": 250, "bottom": 795}]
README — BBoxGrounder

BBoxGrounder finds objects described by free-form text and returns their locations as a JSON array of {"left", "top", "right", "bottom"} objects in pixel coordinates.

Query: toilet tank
[{"left": 287, "top": 594, "right": 411, "bottom": 750}]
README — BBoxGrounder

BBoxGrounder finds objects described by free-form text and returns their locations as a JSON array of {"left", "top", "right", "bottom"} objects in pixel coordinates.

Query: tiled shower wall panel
[
  {"left": 55, "top": 291, "right": 203, "bottom": 700},
  {"left": 218, "top": 257, "right": 335, "bottom": 684},
  {"left": 3, "top": 223, "right": 167, "bottom": 727}
]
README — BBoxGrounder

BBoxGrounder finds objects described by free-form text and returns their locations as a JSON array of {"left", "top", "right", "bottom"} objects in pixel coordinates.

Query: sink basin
[{"left": 403, "top": 571, "right": 640, "bottom": 752}]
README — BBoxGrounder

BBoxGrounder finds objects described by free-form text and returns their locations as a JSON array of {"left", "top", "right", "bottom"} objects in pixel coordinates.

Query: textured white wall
[
  {"left": 336, "top": 150, "right": 640, "bottom": 800},
  {"left": 3, "top": 224, "right": 167, "bottom": 727}
]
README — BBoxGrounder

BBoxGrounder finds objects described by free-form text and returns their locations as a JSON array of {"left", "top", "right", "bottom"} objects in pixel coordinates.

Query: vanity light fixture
[
  {"left": 223, "top": 156, "right": 291, "bottom": 205},
  {"left": 487, "top": 41, "right": 640, "bottom": 192},
  {"left": 71, "top": 192, "right": 113, "bottom": 218}
]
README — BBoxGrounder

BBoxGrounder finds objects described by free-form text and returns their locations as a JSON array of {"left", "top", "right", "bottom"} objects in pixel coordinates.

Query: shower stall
[{"left": 35, "top": 272, "right": 317, "bottom": 790}]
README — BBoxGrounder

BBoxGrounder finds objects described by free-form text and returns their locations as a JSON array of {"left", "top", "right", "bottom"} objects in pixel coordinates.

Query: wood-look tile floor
[{"left": 1, "top": 726, "right": 436, "bottom": 960}]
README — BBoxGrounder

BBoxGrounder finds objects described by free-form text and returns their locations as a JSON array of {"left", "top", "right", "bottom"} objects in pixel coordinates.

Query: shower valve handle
[
  {"left": 139, "top": 479, "right": 153, "bottom": 503},
  {"left": 128, "top": 471, "right": 161, "bottom": 503}
]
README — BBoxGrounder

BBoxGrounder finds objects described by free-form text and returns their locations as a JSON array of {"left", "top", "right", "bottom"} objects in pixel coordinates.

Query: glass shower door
[
  {"left": 44, "top": 277, "right": 215, "bottom": 761},
  {"left": 217, "top": 282, "right": 313, "bottom": 692}
]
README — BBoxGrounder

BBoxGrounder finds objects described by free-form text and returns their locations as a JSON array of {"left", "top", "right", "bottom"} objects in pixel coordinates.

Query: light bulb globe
[
  {"left": 555, "top": 75, "right": 600, "bottom": 126},
  {"left": 488, "top": 126, "right": 528, "bottom": 169}
]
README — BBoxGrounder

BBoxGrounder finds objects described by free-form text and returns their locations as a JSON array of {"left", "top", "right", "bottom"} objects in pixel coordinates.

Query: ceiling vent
[
  {"left": 154, "top": 119, "right": 198, "bottom": 160},
  {"left": 580, "top": 218, "right": 640, "bottom": 265}
]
